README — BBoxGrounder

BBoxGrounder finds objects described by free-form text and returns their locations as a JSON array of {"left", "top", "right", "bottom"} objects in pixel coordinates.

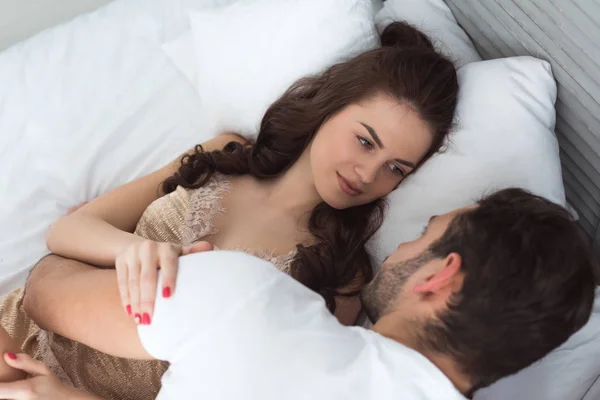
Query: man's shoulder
[
  {"left": 139, "top": 251, "right": 287, "bottom": 360},
  {"left": 178, "top": 250, "right": 283, "bottom": 285}
]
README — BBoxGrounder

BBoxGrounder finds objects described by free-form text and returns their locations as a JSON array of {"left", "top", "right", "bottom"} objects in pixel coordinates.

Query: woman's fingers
[
  {"left": 0, "top": 354, "right": 80, "bottom": 400},
  {"left": 126, "top": 247, "right": 143, "bottom": 325},
  {"left": 138, "top": 241, "right": 160, "bottom": 325},
  {"left": 0, "top": 379, "right": 35, "bottom": 399},
  {"left": 157, "top": 244, "right": 182, "bottom": 302},
  {"left": 117, "top": 240, "right": 214, "bottom": 326},
  {"left": 115, "top": 255, "right": 131, "bottom": 317},
  {"left": 3, "top": 353, "right": 50, "bottom": 377},
  {"left": 182, "top": 241, "right": 214, "bottom": 256},
  {"left": 163, "top": 241, "right": 213, "bottom": 300}
]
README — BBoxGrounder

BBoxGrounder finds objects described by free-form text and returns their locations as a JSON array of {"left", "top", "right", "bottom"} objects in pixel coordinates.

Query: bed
[{"left": 0, "top": 0, "right": 598, "bottom": 398}]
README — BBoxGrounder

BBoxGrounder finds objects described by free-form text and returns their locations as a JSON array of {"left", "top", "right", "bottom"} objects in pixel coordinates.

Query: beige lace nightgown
[{"left": 0, "top": 173, "right": 297, "bottom": 399}]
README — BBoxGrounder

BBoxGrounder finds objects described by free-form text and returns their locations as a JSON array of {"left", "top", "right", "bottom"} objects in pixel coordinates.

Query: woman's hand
[
  {"left": 115, "top": 240, "right": 213, "bottom": 325},
  {"left": 0, "top": 353, "right": 102, "bottom": 400}
]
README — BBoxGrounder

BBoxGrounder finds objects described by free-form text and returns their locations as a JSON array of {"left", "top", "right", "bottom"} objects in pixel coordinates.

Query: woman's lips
[{"left": 337, "top": 172, "right": 362, "bottom": 197}]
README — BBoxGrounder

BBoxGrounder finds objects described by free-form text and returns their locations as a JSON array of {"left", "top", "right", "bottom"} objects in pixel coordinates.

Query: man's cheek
[{"left": 391, "top": 244, "right": 420, "bottom": 264}]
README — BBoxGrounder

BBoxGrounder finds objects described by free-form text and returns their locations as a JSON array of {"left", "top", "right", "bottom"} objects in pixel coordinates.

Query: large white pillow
[
  {"left": 372, "top": 56, "right": 564, "bottom": 262},
  {"left": 0, "top": 0, "right": 235, "bottom": 293},
  {"left": 163, "top": 1, "right": 386, "bottom": 89},
  {"left": 375, "top": 0, "right": 481, "bottom": 68},
  {"left": 186, "top": 0, "right": 378, "bottom": 136},
  {"left": 162, "top": 31, "right": 197, "bottom": 86},
  {"left": 476, "top": 288, "right": 600, "bottom": 400},
  {"left": 371, "top": 0, "right": 565, "bottom": 258}
]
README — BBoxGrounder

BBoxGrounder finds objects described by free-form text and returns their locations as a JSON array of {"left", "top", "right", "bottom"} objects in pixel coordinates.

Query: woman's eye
[
  {"left": 389, "top": 164, "right": 405, "bottom": 177},
  {"left": 357, "top": 136, "right": 373, "bottom": 149}
]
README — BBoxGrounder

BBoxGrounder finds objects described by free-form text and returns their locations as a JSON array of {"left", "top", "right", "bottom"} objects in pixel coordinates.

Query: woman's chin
[
  {"left": 321, "top": 194, "right": 359, "bottom": 210},
  {"left": 326, "top": 202, "right": 347, "bottom": 210}
]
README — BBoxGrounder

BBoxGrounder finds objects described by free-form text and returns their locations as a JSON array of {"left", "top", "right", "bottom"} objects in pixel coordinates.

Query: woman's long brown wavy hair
[{"left": 163, "top": 22, "right": 459, "bottom": 312}]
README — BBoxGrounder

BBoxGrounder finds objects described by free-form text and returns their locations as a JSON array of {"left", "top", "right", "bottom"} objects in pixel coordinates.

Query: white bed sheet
[{"left": 0, "top": 0, "right": 227, "bottom": 294}]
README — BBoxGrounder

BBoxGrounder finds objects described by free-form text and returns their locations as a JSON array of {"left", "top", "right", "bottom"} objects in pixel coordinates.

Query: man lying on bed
[{"left": 1, "top": 188, "right": 596, "bottom": 400}]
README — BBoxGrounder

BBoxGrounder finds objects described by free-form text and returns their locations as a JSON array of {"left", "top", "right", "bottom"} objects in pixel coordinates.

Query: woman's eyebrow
[
  {"left": 359, "top": 121, "right": 384, "bottom": 148},
  {"left": 358, "top": 121, "right": 416, "bottom": 168}
]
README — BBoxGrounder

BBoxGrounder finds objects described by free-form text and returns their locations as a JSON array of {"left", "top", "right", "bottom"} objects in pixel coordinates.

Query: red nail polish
[
  {"left": 6, "top": 353, "right": 16, "bottom": 360},
  {"left": 134, "top": 314, "right": 142, "bottom": 325},
  {"left": 162, "top": 287, "right": 171, "bottom": 298},
  {"left": 142, "top": 313, "right": 151, "bottom": 325},
  {"left": 126, "top": 305, "right": 132, "bottom": 316}
]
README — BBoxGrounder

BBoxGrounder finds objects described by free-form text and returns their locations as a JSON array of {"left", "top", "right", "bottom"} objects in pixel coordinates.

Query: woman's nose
[{"left": 355, "top": 161, "right": 379, "bottom": 184}]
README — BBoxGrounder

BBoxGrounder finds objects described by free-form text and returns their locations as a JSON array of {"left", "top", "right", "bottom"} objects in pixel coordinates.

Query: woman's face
[{"left": 310, "top": 93, "right": 433, "bottom": 209}]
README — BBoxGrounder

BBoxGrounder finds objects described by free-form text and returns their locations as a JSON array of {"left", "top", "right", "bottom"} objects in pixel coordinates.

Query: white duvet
[{"left": 0, "top": 0, "right": 235, "bottom": 294}]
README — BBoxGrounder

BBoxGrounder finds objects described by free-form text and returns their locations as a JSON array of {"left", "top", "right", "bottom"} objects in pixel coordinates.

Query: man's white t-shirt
[{"left": 138, "top": 251, "right": 466, "bottom": 400}]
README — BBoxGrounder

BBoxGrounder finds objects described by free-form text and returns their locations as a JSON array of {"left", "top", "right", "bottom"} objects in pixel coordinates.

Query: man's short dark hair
[{"left": 420, "top": 188, "right": 597, "bottom": 392}]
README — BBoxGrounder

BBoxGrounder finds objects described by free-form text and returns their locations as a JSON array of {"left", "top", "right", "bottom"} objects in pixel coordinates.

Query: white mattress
[{"left": 0, "top": 0, "right": 228, "bottom": 294}]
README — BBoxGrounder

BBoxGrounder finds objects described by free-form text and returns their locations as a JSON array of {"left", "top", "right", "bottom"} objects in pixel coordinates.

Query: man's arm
[{"left": 23, "top": 255, "right": 153, "bottom": 360}]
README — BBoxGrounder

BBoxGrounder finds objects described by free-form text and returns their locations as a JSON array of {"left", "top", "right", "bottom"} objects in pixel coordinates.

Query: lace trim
[
  {"left": 215, "top": 246, "right": 297, "bottom": 274},
  {"left": 182, "top": 173, "right": 231, "bottom": 245},
  {"left": 250, "top": 248, "right": 296, "bottom": 274},
  {"left": 182, "top": 173, "right": 298, "bottom": 273}
]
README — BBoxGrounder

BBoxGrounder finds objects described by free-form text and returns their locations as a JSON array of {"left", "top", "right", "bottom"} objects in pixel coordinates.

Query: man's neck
[
  {"left": 422, "top": 352, "right": 473, "bottom": 396},
  {"left": 372, "top": 317, "right": 473, "bottom": 396}
]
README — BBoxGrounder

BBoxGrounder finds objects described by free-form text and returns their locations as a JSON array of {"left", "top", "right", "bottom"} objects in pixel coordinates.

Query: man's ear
[{"left": 413, "top": 253, "right": 462, "bottom": 294}]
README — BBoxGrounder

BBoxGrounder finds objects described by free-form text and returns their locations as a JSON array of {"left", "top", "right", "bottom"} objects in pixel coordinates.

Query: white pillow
[
  {"left": 162, "top": 31, "right": 196, "bottom": 86},
  {"left": 372, "top": 56, "right": 564, "bottom": 262},
  {"left": 375, "top": 0, "right": 481, "bottom": 68},
  {"left": 0, "top": 0, "right": 221, "bottom": 293},
  {"left": 162, "top": 0, "right": 386, "bottom": 88},
  {"left": 186, "top": 0, "right": 378, "bottom": 136},
  {"left": 476, "top": 288, "right": 600, "bottom": 400}
]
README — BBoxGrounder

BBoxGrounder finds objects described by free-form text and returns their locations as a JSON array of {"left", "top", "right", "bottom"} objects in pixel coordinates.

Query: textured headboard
[{"left": 443, "top": 0, "right": 600, "bottom": 253}]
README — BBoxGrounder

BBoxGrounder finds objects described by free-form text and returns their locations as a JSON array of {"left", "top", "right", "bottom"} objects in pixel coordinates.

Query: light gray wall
[
  {"left": 445, "top": 0, "right": 600, "bottom": 253},
  {"left": 0, "top": 0, "right": 111, "bottom": 50}
]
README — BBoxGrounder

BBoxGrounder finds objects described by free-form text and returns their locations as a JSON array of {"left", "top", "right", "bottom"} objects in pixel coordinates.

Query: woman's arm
[
  {"left": 23, "top": 255, "right": 152, "bottom": 360},
  {"left": 46, "top": 134, "right": 247, "bottom": 267}
]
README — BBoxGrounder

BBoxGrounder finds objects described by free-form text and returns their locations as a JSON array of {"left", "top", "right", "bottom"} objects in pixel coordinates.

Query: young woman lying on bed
[{"left": 0, "top": 22, "right": 459, "bottom": 399}]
